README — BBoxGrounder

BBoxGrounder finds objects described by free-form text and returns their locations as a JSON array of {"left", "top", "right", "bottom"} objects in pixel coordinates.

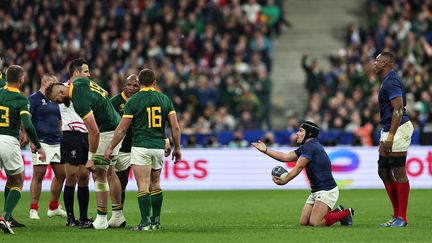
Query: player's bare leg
[
  {"left": 107, "top": 166, "right": 126, "bottom": 227},
  {"left": 149, "top": 169, "right": 163, "bottom": 229},
  {"left": 299, "top": 204, "right": 313, "bottom": 226},
  {"left": 47, "top": 163, "right": 66, "bottom": 218},
  {"left": 309, "top": 201, "right": 330, "bottom": 226},
  {"left": 29, "top": 165, "right": 48, "bottom": 219},
  {"left": 132, "top": 164, "right": 152, "bottom": 231},
  {"left": 115, "top": 166, "right": 131, "bottom": 206}
]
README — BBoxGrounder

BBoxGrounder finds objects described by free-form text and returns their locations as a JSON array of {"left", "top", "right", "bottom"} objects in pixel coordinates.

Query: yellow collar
[
  {"left": 121, "top": 91, "right": 129, "bottom": 101},
  {"left": 4, "top": 85, "right": 20, "bottom": 93},
  {"left": 140, "top": 87, "right": 157, "bottom": 92}
]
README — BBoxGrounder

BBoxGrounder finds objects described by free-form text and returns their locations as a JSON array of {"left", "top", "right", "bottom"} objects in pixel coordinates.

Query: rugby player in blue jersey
[
  {"left": 252, "top": 121, "right": 354, "bottom": 227},
  {"left": 374, "top": 52, "right": 413, "bottom": 227}
]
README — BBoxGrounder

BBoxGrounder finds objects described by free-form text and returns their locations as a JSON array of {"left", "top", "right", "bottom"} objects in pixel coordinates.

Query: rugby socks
[
  {"left": 384, "top": 182, "right": 399, "bottom": 218},
  {"left": 4, "top": 187, "right": 21, "bottom": 221},
  {"left": 97, "top": 206, "right": 108, "bottom": 216},
  {"left": 49, "top": 201, "right": 59, "bottom": 210},
  {"left": 4, "top": 185, "right": 10, "bottom": 211},
  {"left": 77, "top": 186, "right": 89, "bottom": 221},
  {"left": 324, "top": 209, "right": 350, "bottom": 226},
  {"left": 63, "top": 185, "right": 75, "bottom": 220},
  {"left": 396, "top": 181, "right": 410, "bottom": 222},
  {"left": 151, "top": 189, "right": 163, "bottom": 224},
  {"left": 137, "top": 192, "right": 151, "bottom": 226},
  {"left": 30, "top": 203, "right": 39, "bottom": 211}
]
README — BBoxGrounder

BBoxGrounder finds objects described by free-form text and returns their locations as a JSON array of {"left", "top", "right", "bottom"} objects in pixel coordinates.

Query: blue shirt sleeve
[
  {"left": 300, "top": 143, "right": 314, "bottom": 160},
  {"left": 385, "top": 78, "right": 403, "bottom": 101}
]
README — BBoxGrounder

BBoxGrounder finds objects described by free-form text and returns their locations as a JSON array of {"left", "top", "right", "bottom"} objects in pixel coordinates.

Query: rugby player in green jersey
[
  {"left": 46, "top": 59, "right": 124, "bottom": 229},
  {"left": 0, "top": 65, "right": 46, "bottom": 234},
  {"left": 105, "top": 69, "right": 181, "bottom": 231}
]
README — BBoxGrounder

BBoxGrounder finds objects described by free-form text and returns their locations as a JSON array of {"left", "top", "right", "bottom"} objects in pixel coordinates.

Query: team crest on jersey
[
  {"left": 42, "top": 99, "right": 47, "bottom": 106},
  {"left": 71, "top": 150, "right": 77, "bottom": 158},
  {"left": 120, "top": 103, "right": 125, "bottom": 111}
]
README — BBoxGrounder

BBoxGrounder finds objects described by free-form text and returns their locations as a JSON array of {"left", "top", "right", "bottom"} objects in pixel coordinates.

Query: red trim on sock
[
  {"left": 384, "top": 182, "right": 399, "bottom": 218},
  {"left": 324, "top": 210, "right": 350, "bottom": 226},
  {"left": 49, "top": 201, "right": 59, "bottom": 210},
  {"left": 396, "top": 181, "right": 410, "bottom": 222},
  {"left": 30, "top": 203, "right": 39, "bottom": 210}
]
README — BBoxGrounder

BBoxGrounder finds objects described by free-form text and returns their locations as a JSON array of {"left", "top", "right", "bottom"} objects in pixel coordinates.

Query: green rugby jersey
[
  {"left": 110, "top": 91, "right": 132, "bottom": 152},
  {"left": 0, "top": 86, "right": 31, "bottom": 138},
  {"left": 71, "top": 77, "right": 120, "bottom": 132},
  {"left": 123, "top": 87, "right": 175, "bottom": 149},
  {"left": 0, "top": 72, "right": 6, "bottom": 88}
]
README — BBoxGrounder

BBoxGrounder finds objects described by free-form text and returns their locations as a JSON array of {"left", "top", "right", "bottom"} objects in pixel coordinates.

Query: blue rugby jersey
[
  {"left": 378, "top": 70, "right": 409, "bottom": 132},
  {"left": 28, "top": 90, "right": 61, "bottom": 144},
  {"left": 295, "top": 139, "right": 337, "bottom": 192}
]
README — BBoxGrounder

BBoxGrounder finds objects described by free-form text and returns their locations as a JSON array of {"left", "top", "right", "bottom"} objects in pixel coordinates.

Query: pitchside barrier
[{"left": 1, "top": 146, "right": 431, "bottom": 191}]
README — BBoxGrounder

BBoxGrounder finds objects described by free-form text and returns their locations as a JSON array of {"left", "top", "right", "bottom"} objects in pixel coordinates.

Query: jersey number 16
[{"left": 147, "top": 106, "right": 162, "bottom": 128}]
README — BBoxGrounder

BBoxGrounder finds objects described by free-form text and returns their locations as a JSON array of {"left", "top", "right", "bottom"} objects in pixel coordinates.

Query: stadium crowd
[
  {"left": 0, "top": 0, "right": 285, "bottom": 138},
  {"left": 302, "top": 0, "right": 432, "bottom": 145}
]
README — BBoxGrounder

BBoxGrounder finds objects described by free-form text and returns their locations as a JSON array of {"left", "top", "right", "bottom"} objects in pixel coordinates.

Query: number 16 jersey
[{"left": 123, "top": 87, "right": 175, "bottom": 149}]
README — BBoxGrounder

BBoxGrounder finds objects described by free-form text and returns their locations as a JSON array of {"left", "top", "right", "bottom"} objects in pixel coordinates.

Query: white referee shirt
[{"left": 59, "top": 82, "right": 88, "bottom": 133}]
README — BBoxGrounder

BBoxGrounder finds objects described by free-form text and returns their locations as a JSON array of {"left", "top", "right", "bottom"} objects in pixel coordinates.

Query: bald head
[
  {"left": 124, "top": 74, "right": 140, "bottom": 98},
  {"left": 374, "top": 51, "right": 395, "bottom": 76}
]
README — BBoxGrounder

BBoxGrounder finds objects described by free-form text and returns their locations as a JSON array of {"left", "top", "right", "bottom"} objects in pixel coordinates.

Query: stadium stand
[
  {"left": 301, "top": 0, "right": 432, "bottom": 146},
  {"left": 0, "top": 0, "right": 429, "bottom": 146},
  {"left": 0, "top": 0, "right": 282, "bottom": 144}
]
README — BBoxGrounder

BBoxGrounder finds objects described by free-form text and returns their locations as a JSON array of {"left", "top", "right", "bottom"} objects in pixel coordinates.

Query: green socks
[
  {"left": 4, "top": 187, "right": 21, "bottom": 221},
  {"left": 151, "top": 189, "right": 163, "bottom": 224},
  {"left": 137, "top": 192, "right": 151, "bottom": 226}
]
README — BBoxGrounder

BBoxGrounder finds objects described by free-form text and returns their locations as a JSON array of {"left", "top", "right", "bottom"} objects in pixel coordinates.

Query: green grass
[{"left": 1, "top": 189, "right": 432, "bottom": 242}]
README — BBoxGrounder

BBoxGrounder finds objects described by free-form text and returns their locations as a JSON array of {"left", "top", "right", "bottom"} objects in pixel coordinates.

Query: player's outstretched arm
[{"left": 252, "top": 140, "right": 298, "bottom": 162}]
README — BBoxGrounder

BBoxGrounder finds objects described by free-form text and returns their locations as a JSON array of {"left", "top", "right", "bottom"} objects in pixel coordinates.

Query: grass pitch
[{"left": 1, "top": 189, "right": 431, "bottom": 242}]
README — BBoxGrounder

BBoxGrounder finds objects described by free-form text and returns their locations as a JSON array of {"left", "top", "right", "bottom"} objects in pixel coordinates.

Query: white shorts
[
  {"left": 380, "top": 121, "right": 414, "bottom": 152},
  {"left": 305, "top": 186, "right": 339, "bottom": 210},
  {"left": 0, "top": 135, "right": 24, "bottom": 175},
  {"left": 115, "top": 152, "right": 131, "bottom": 172},
  {"left": 130, "top": 147, "right": 164, "bottom": 170},
  {"left": 32, "top": 143, "right": 61, "bottom": 166},
  {"left": 95, "top": 131, "right": 121, "bottom": 169}
]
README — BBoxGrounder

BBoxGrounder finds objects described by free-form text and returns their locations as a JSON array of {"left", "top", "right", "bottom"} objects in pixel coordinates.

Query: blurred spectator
[
  {"left": 228, "top": 130, "right": 249, "bottom": 148},
  {"left": 261, "top": 131, "right": 279, "bottom": 147},
  {"left": 0, "top": 0, "right": 285, "bottom": 134},
  {"left": 184, "top": 135, "right": 202, "bottom": 148},
  {"left": 204, "top": 135, "right": 220, "bottom": 148},
  {"left": 302, "top": 0, "right": 432, "bottom": 145}
]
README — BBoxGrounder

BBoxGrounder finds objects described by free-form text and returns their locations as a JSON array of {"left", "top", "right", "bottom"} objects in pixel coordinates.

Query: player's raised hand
[
  {"left": 172, "top": 148, "right": 181, "bottom": 164},
  {"left": 251, "top": 140, "right": 267, "bottom": 153}
]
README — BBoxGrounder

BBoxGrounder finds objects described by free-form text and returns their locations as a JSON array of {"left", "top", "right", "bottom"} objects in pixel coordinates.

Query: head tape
[{"left": 300, "top": 121, "right": 320, "bottom": 144}]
